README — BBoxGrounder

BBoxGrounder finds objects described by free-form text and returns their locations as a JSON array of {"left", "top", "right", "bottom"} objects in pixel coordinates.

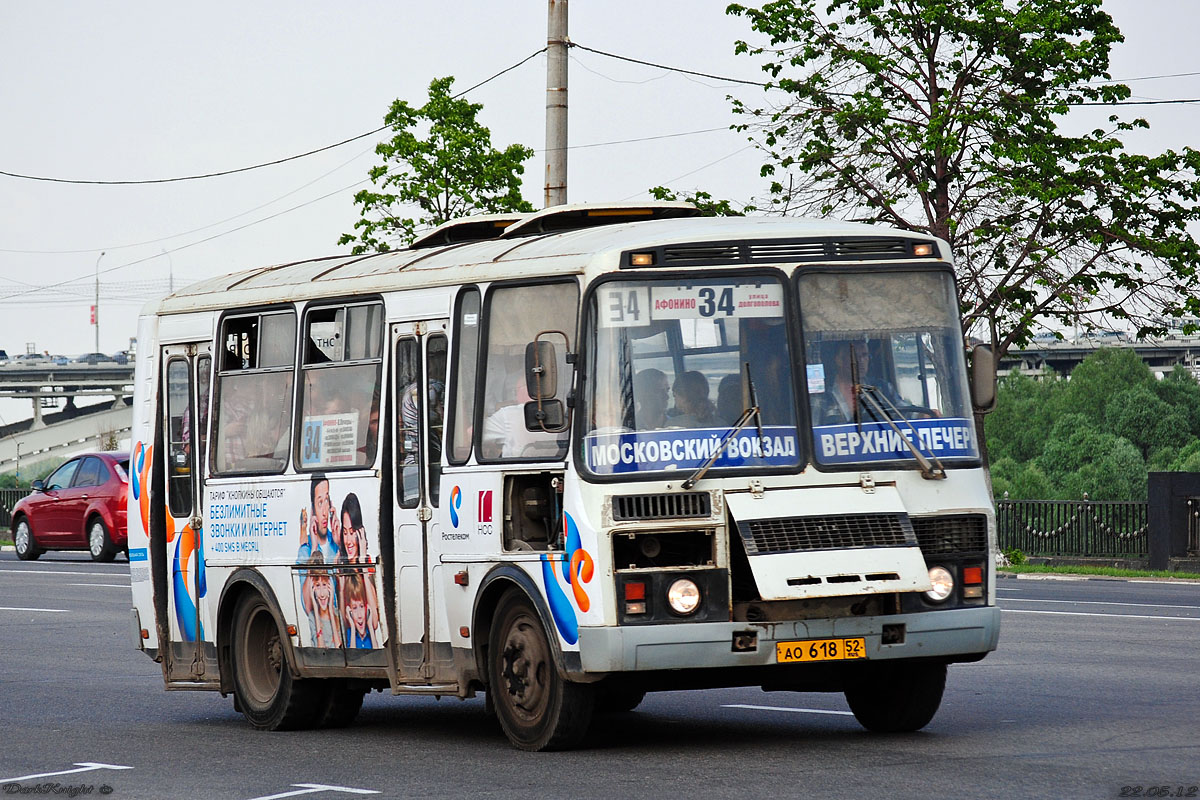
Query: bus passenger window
[
  {"left": 166, "top": 358, "right": 192, "bottom": 514},
  {"left": 212, "top": 310, "right": 296, "bottom": 475},
  {"left": 297, "top": 301, "right": 383, "bottom": 471},
  {"left": 395, "top": 338, "right": 420, "bottom": 508},
  {"left": 427, "top": 334, "right": 447, "bottom": 506},
  {"left": 448, "top": 289, "right": 481, "bottom": 464}
]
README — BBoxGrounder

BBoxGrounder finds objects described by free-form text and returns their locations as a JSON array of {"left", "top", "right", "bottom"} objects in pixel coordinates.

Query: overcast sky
[{"left": 1, "top": 0, "right": 1197, "bottom": 385}]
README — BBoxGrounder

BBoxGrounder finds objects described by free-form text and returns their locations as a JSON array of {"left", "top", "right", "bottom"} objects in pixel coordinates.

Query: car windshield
[
  {"left": 797, "top": 270, "right": 979, "bottom": 467},
  {"left": 582, "top": 275, "right": 800, "bottom": 477}
]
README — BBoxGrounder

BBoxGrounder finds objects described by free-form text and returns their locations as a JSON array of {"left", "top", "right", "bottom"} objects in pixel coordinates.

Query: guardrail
[
  {"left": 0, "top": 487, "right": 28, "bottom": 530},
  {"left": 997, "top": 499, "right": 1149, "bottom": 557}
]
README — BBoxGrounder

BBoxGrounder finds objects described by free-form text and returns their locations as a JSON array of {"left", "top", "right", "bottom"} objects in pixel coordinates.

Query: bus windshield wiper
[
  {"left": 855, "top": 384, "right": 946, "bottom": 481},
  {"left": 682, "top": 362, "right": 763, "bottom": 490}
]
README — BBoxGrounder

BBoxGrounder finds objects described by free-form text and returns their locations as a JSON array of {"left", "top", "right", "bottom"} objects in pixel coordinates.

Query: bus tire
[
  {"left": 88, "top": 518, "right": 117, "bottom": 562},
  {"left": 13, "top": 517, "right": 41, "bottom": 561},
  {"left": 231, "top": 593, "right": 324, "bottom": 731},
  {"left": 596, "top": 683, "right": 646, "bottom": 713},
  {"left": 843, "top": 661, "right": 946, "bottom": 733},
  {"left": 487, "top": 591, "right": 594, "bottom": 751},
  {"left": 317, "top": 679, "right": 367, "bottom": 728}
]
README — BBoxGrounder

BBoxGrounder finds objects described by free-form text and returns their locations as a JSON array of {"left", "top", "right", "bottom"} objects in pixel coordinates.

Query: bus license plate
[{"left": 776, "top": 637, "right": 866, "bottom": 663}]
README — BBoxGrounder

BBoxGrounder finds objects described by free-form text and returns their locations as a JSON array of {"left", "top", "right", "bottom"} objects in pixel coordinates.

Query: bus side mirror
[
  {"left": 524, "top": 399, "right": 567, "bottom": 431},
  {"left": 968, "top": 343, "right": 998, "bottom": 413},
  {"left": 525, "top": 341, "right": 559, "bottom": 401}
]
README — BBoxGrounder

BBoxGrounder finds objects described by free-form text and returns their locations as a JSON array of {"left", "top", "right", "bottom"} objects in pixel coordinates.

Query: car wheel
[
  {"left": 487, "top": 591, "right": 594, "bottom": 751},
  {"left": 14, "top": 517, "right": 41, "bottom": 561},
  {"left": 88, "top": 518, "right": 117, "bottom": 562},
  {"left": 231, "top": 593, "right": 325, "bottom": 731}
]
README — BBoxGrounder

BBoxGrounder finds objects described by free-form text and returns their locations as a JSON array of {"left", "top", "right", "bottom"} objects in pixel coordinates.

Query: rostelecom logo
[{"left": 449, "top": 486, "right": 463, "bottom": 527}]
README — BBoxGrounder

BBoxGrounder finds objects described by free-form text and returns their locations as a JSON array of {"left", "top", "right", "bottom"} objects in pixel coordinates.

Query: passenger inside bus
[
  {"left": 633, "top": 368, "right": 669, "bottom": 429},
  {"left": 669, "top": 371, "right": 716, "bottom": 429},
  {"left": 482, "top": 374, "right": 541, "bottom": 457}
]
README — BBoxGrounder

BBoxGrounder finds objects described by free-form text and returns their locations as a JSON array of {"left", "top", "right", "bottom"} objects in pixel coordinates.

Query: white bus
[{"left": 128, "top": 202, "right": 1000, "bottom": 751}]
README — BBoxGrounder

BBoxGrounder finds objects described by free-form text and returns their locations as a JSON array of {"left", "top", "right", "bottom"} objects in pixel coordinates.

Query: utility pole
[
  {"left": 544, "top": 0, "right": 568, "bottom": 207},
  {"left": 94, "top": 250, "right": 105, "bottom": 355}
]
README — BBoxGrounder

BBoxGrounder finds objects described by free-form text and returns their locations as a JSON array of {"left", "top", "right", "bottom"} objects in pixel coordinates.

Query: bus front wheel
[
  {"left": 487, "top": 592, "right": 594, "bottom": 751},
  {"left": 231, "top": 593, "right": 324, "bottom": 731},
  {"left": 843, "top": 660, "right": 946, "bottom": 733}
]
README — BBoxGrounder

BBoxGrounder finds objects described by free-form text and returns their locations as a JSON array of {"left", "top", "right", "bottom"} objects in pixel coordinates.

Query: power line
[
  {"left": 0, "top": 48, "right": 547, "bottom": 187},
  {"left": 0, "top": 176, "right": 372, "bottom": 302},
  {"left": 574, "top": 42, "right": 1200, "bottom": 107}
]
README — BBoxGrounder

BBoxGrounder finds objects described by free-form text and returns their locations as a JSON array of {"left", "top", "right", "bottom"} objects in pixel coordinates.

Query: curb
[
  {"left": 997, "top": 570, "right": 1200, "bottom": 584},
  {"left": 0, "top": 545, "right": 13, "bottom": 552}
]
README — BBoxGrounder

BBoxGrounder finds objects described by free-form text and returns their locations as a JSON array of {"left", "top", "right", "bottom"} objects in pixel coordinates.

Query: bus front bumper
[{"left": 575, "top": 606, "right": 1000, "bottom": 674}]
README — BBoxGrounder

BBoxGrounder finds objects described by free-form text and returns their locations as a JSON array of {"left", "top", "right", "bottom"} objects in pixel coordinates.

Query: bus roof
[{"left": 148, "top": 209, "right": 946, "bottom": 316}]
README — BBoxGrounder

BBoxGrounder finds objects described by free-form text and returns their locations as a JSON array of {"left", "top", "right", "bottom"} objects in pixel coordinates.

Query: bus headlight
[
  {"left": 924, "top": 566, "right": 955, "bottom": 603},
  {"left": 666, "top": 578, "right": 701, "bottom": 615}
]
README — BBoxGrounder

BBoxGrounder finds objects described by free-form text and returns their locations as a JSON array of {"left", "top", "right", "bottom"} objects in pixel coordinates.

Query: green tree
[
  {"left": 726, "top": 0, "right": 1200, "bottom": 354},
  {"left": 990, "top": 456, "right": 1053, "bottom": 501},
  {"left": 1051, "top": 347, "right": 1154, "bottom": 425},
  {"left": 647, "top": 187, "right": 755, "bottom": 217},
  {"left": 984, "top": 369, "right": 1059, "bottom": 463},
  {"left": 339, "top": 77, "right": 535, "bottom": 253},
  {"left": 1167, "top": 439, "right": 1200, "bottom": 473},
  {"left": 1103, "top": 385, "right": 1190, "bottom": 460},
  {"left": 1153, "top": 367, "right": 1200, "bottom": 437},
  {"left": 1037, "top": 413, "right": 1145, "bottom": 500}
]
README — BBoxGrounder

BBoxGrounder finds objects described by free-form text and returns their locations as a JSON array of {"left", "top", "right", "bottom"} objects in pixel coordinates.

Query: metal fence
[
  {"left": 0, "top": 488, "right": 28, "bottom": 531},
  {"left": 997, "top": 499, "right": 1149, "bottom": 557}
]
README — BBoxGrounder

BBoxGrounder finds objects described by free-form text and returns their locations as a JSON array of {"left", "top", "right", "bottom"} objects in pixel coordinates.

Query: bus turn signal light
[{"left": 962, "top": 565, "right": 984, "bottom": 598}]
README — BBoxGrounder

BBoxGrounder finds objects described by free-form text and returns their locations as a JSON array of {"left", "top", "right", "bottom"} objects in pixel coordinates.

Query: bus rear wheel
[
  {"left": 843, "top": 661, "right": 947, "bottom": 733},
  {"left": 487, "top": 592, "right": 594, "bottom": 751},
  {"left": 231, "top": 593, "right": 324, "bottom": 731}
]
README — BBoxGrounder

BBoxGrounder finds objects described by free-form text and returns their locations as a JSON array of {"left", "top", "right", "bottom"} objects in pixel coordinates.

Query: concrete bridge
[
  {"left": 1000, "top": 336, "right": 1200, "bottom": 377},
  {"left": 0, "top": 362, "right": 134, "bottom": 475}
]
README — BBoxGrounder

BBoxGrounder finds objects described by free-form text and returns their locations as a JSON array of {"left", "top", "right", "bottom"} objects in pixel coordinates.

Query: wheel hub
[{"left": 499, "top": 619, "right": 548, "bottom": 717}]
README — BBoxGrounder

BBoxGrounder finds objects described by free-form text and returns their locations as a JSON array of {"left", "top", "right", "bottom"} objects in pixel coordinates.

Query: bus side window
[
  {"left": 166, "top": 358, "right": 192, "bottom": 514},
  {"left": 479, "top": 282, "right": 578, "bottom": 461},
  {"left": 447, "top": 289, "right": 481, "bottom": 465},
  {"left": 395, "top": 338, "right": 420, "bottom": 508},
  {"left": 427, "top": 334, "right": 448, "bottom": 506},
  {"left": 297, "top": 302, "right": 383, "bottom": 471},
  {"left": 211, "top": 310, "right": 296, "bottom": 475}
]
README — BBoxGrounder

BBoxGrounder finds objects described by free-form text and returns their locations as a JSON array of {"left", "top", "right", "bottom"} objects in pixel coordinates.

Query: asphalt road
[{"left": 1, "top": 552, "right": 1197, "bottom": 799}]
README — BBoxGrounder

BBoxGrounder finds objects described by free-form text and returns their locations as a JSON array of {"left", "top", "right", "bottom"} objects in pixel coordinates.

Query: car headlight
[
  {"left": 666, "top": 578, "right": 701, "bottom": 615},
  {"left": 924, "top": 566, "right": 955, "bottom": 603}
]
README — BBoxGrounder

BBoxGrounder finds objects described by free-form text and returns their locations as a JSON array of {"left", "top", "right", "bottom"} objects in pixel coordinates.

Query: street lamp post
[{"left": 95, "top": 251, "right": 104, "bottom": 355}]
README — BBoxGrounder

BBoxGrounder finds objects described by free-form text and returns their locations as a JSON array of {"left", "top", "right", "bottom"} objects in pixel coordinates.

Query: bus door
[
  {"left": 161, "top": 342, "right": 213, "bottom": 682},
  {"left": 391, "top": 321, "right": 449, "bottom": 681}
]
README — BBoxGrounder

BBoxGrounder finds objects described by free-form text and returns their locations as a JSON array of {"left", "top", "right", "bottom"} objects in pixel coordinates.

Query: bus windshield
[
  {"left": 582, "top": 275, "right": 801, "bottom": 477},
  {"left": 797, "top": 269, "right": 979, "bottom": 467}
]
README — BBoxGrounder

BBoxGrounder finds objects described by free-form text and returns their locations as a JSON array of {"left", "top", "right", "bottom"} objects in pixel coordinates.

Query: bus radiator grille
[
  {"left": 612, "top": 492, "right": 712, "bottom": 521},
  {"left": 910, "top": 515, "right": 988, "bottom": 555},
  {"left": 738, "top": 513, "right": 916, "bottom": 555}
]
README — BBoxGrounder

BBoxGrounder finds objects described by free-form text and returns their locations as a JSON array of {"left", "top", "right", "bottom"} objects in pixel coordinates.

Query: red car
[{"left": 11, "top": 452, "right": 129, "bottom": 562}]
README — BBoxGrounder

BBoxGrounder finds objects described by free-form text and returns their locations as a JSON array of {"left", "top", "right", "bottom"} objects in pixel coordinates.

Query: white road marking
[
  {"left": 1003, "top": 609, "right": 1200, "bottom": 622},
  {"left": 0, "top": 568, "right": 126, "bottom": 577},
  {"left": 1003, "top": 597, "right": 1200, "bottom": 611},
  {"left": 67, "top": 583, "right": 130, "bottom": 589},
  {"left": 0, "top": 606, "right": 69, "bottom": 613},
  {"left": 722, "top": 703, "right": 853, "bottom": 716},
  {"left": 0, "top": 762, "right": 133, "bottom": 782},
  {"left": 246, "top": 784, "right": 381, "bottom": 800}
]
